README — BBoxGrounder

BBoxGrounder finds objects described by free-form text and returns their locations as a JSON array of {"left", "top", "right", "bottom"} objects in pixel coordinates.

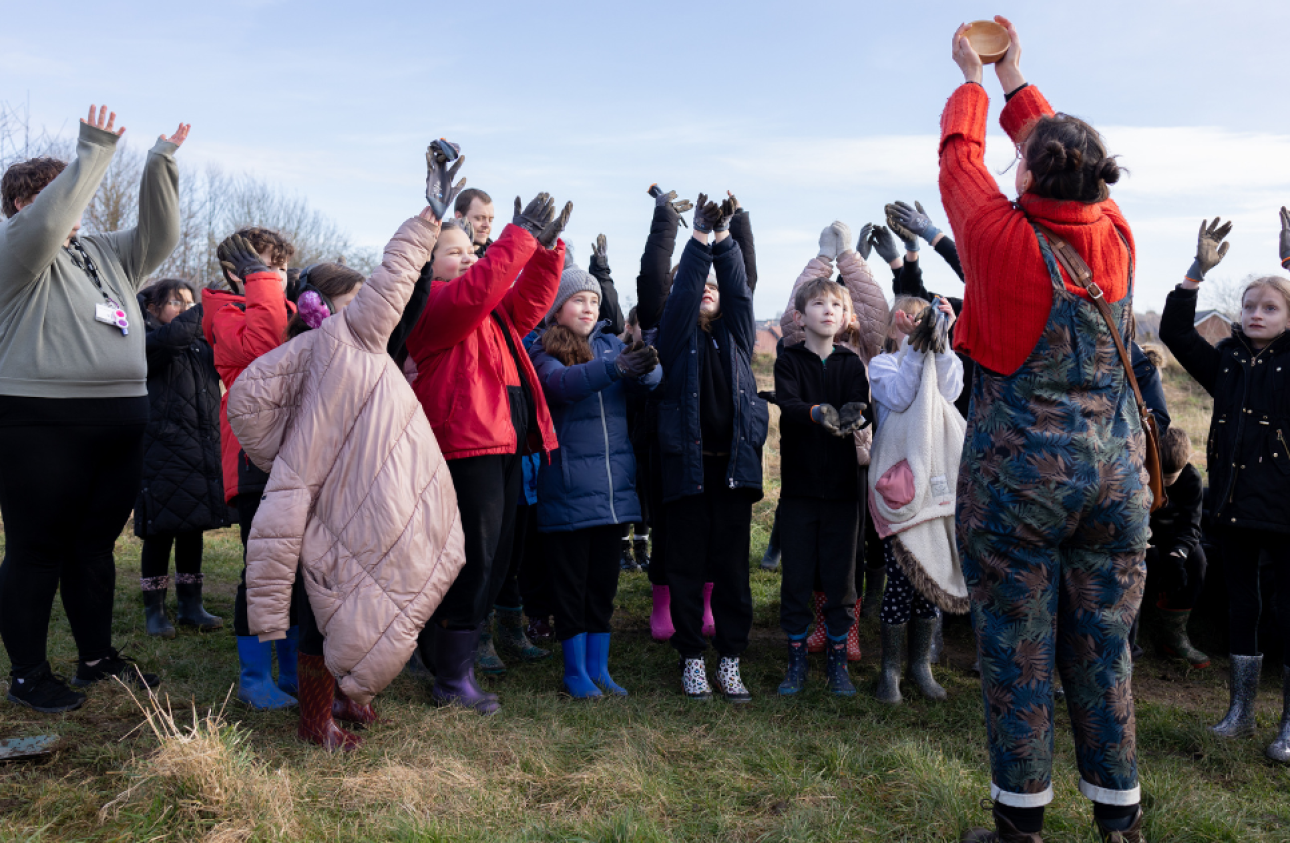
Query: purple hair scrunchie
[{"left": 297, "top": 290, "right": 330, "bottom": 330}]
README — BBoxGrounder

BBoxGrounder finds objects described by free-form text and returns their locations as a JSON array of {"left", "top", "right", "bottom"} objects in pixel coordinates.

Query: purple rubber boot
[{"left": 431, "top": 627, "right": 501, "bottom": 715}]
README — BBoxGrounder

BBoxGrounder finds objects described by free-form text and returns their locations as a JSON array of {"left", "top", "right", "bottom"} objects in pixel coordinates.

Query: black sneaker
[
  {"left": 7, "top": 663, "right": 87, "bottom": 713},
  {"left": 71, "top": 648, "right": 161, "bottom": 689}
]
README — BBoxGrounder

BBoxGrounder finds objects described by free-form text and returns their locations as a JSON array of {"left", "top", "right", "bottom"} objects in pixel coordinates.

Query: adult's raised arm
[{"left": 95, "top": 122, "right": 188, "bottom": 286}]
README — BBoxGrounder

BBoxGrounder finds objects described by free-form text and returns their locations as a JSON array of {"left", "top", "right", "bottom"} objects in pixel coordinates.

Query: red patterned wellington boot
[{"left": 297, "top": 653, "right": 362, "bottom": 751}]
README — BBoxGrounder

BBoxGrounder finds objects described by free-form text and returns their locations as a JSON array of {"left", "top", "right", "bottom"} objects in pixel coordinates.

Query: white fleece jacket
[{"left": 869, "top": 343, "right": 963, "bottom": 432}]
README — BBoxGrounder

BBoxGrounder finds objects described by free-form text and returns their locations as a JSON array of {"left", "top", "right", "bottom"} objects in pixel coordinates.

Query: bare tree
[{"left": 1201, "top": 273, "right": 1257, "bottom": 320}]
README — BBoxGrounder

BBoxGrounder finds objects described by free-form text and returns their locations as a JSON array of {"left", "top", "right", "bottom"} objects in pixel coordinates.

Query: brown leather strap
[{"left": 1033, "top": 224, "right": 1146, "bottom": 412}]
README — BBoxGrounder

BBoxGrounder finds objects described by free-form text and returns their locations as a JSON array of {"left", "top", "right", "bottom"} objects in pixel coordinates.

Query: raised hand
[
  {"left": 536, "top": 201, "right": 573, "bottom": 249},
  {"left": 692, "top": 193, "right": 721, "bottom": 234},
  {"left": 1280, "top": 207, "right": 1290, "bottom": 266},
  {"left": 591, "top": 233, "right": 609, "bottom": 271},
  {"left": 1190, "top": 217, "right": 1233, "bottom": 281},
  {"left": 951, "top": 23, "right": 984, "bottom": 86},
  {"left": 82, "top": 104, "right": 125, "bottom": 137},
  {"left": 715, "top": 195, "right": 739, "bottom": 232},
  {"left": 615, "top": 340, "right": 660, "bottom": 378},
  {"left": 838, "top": 402, "right": 870, "bottom": 433},
  {"left": 992, "top": 15, "right": 1025, "bottom": 93},
  {"left": 514, "top": 193, "right": 555, "bottom": 239},
  {"left": 818, "top": 223, "right": 840, "bottom": 261},
  {"left": 857, "top": 223, "right": 874, "bottom": 261},
  {"left": 886, "top": 200, "right": 941, "bottom": 244},
  {"left": 885, "top": 206, "right": 920, "bottom": 252},
  {"left": 868, "top": 225, "right": 900, "bottom": 264},
  {"left": 425, "top": 140, "right": 466, "bottom": 222},
  {"left": 161, "top": 123, "right": 191, "bottom": 147},
  {"left": 653, "top": 187, "right": 694, "bottom": 216},
  {"left": 830, "top": 220, "right": 853, "bottom": 255},
  {"left": 216, "top": 234, "right": 271, "bottom": 288},
  {"left": 908, "top": 298, "right": 952, "bottom": 353}
]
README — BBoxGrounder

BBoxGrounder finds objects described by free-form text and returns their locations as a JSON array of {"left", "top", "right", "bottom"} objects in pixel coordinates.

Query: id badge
[{"left": 94, "top": 302, "right": 130, "bottom": 336}]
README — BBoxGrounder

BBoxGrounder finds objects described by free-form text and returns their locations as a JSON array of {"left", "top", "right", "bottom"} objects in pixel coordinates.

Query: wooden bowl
[{"left": 965, "top": 19, "right": 1010, "bottom": 64}]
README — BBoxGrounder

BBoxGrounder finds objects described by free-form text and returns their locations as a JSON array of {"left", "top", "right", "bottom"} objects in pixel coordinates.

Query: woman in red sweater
[{"left": 945, "top": 18, "right": 1150, "bottom": 843}]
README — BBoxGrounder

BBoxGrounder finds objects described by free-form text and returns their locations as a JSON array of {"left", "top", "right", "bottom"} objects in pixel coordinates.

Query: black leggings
[
  {"left": 1217, "top": 526, "right": 1290, "bottom": 665},
  {"left": 0, "top": 396, "right": 147, "bottom": 676},
  {"left": 140, "top": 530, "right": 204, "bottom": 583},
  {"left": 293, "top": 568, "right": 326, "bottom": 657}
]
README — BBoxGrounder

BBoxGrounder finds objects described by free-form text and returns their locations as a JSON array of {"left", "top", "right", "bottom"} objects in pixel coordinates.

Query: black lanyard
[{"left": 66, "top": 239, "right": 116, "bottom": 305}]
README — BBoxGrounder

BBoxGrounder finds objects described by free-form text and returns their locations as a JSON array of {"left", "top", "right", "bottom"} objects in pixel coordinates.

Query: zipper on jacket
[
  {"left": 598, "top": 392, "right": 618, "bottom": 523},
  {"left": 727, "top": 331, "right": 740, "bottom": 490}
]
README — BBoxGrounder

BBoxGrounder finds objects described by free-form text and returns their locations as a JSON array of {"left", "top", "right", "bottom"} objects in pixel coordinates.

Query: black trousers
[
  {"left": 664, "top": 456, "right": 754, "bottom": 659},
  {"left": 645, "top": 442, "right": 672, "bottom": 586},
  {"left": 293, "top": 567, "right": 326, "bottom": 657},
  {"left": 496, "top": 504, "right": 530, "bottom": 611},
  {"left": 1144, "top": 544, "right": 1207, "bottom": 611},
  {"left": 515, "top": 503, "right": 553, "bottom": 617},
  {"left": 140, "top": 530, "right": 204, "bottom": 580},
  {"left": 778, "top": 497, "right": 860, "bottom": 638},
  {"left": 0, "top": 396, "right": 147, "bottom": 676},
  {"left": 544, "top": 524, "right": 621, "bottom": 641},
  {"left": 430, "top": 453, "right": 523, "bottom": 630},
  {"left": 1216, "top": 526, "right": 1290, "bottom": 664}
]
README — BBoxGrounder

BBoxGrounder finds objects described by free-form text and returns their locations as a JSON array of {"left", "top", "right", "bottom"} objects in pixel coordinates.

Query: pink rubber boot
[
  {"left": 650, "top": 585, "right": 675, "bottom": 641},
  {"left": 702, "top": 582, "right": 716, "bottom": 637}
]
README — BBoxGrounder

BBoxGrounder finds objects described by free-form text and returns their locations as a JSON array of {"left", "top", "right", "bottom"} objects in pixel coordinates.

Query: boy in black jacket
[{"left": 774, "top": 277, "right": 871, "bottom": 696}]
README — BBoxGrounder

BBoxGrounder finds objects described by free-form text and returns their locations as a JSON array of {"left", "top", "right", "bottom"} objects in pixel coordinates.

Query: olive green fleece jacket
[{"left": 0, "top": 121, "right": 180, "bottom": 398}]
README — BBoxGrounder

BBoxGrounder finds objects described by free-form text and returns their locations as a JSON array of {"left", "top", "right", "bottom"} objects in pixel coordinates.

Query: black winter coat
[
  {"left": 1149, "top": 463, "right": 1203, "bottom": 559},
  {"left": 774, "top": 343, "right": 869, "bottom": 500},
  {"left": 134, "top": 304, "right": 228, "bottom": 537},
  {"left": 1161, "top": 285, "right": 1290, "bottom": 533}
]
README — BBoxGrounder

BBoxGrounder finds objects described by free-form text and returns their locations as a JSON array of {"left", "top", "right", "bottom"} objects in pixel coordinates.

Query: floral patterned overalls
[{"left": 956, "top": 225, "right": 1150, "bottom": 808}]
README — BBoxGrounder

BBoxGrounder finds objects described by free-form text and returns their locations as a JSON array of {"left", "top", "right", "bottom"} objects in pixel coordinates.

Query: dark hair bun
[
  {"left": 1096, "top": 157, "right": 1122, "bottom": 185},
  {"left": 1043, "top": 140, "right": 1067, "bottom": 170}
]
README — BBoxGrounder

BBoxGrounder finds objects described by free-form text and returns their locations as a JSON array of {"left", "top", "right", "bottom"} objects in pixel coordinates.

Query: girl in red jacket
[
  {"left": 946, "top": 18, "right": 1149, "bottom": 842},
  {"left": 406, "top": 193, "right": 571, "bottom": 715},
  {"left": 201, "top": 228, "right": 299, "bottom": 712}
]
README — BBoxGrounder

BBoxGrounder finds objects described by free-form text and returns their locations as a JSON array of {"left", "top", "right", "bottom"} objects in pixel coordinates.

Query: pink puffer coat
[
  {"left": 779, "top": 249, "right": 890, "bottom": 465},
  {"left": 228, "top": 215, "right": 466, "bottom": 705}
]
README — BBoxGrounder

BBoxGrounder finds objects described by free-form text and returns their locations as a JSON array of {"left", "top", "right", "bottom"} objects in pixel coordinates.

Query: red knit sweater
[{"left": 938, "top": 83, "right": 1135, "bottom": 376}]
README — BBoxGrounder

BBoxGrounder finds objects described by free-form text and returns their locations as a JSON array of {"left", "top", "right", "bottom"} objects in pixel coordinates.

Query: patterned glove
[
  {"left": 424, "top": 140, "right": 465, "bottom": 221},
  {"left": 887, "top": 200, "right": 941, "bottom": 244}
]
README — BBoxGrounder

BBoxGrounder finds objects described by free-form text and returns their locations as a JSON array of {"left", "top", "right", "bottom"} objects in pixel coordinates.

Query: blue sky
[{"left": 4, "top": 1, "right": 1287, "bottom": 317}]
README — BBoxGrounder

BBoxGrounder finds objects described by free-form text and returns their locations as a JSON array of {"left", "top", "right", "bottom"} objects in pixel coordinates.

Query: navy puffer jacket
[
  {"left": 530, "top": 326, "right": 662, "bottom": 532},
  {"left": 656, "top": 235, "right": 768, "bottom": 503}
]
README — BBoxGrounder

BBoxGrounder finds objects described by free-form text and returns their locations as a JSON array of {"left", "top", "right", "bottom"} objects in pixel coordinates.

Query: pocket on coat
[
  {"left": 657, "top": 400, "right": 684, "bottom": 455},
  {"left": 1269, "top": 426, "right": 1290, "bottom": 475}
]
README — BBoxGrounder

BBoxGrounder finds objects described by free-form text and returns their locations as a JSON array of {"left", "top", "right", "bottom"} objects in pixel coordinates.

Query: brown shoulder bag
[{"left": 1034, "top": 224, "right": 1167, "bottom": 512}]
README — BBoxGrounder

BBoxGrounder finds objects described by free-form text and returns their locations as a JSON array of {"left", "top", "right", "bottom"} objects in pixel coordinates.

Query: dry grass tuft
[{"left": 100, "top": 681, "right": 296, "bottom": 842}]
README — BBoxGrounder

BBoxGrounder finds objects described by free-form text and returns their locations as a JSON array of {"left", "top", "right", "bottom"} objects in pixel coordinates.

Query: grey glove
[
  {"left": 857, "top": 223, "right": 874, "bottom": 261},
  {"left": 868, "top": 225, "right": 900, "bottom": 263},
  {"left": 424, "top": 140, "right": 465, "bottom": 221},
  {"left": 838, "top": 401, "right": 870, "bottom": 433},
  {"left": 590, "top": 234, "right": 609, "bottom": 273},
  {"left": 885, "top": 206, "right": 920, "bottom": 252},
  {"left": 1280, "top": 206, "right": 1290, "bottom": 267},
  {"left": 692, "top": 193, "right": 721, "bottom": 234},
  {"left": 1188, "top": 216, "right": 1232, "bottom": 281},
  {"left": 714, "top": 195, "right": 739, "bottom": 232},
  {"left": 536, "top": 201, "right": 573, "bottom": 250},
  {"left": 887, "top": 200, "right": 941, "bottom": 244},
  {"left": 513, "top": 193, "right": 555, "bottom": 239},
  {"left": 216, "top": 234, "right": 271, "bottom": 291},
  {"left": 615, "top": 340, "right": 659, "bottom": 378},
  {"left": 811, "top": 403, "right": 846, "bottom": 437},
  {"left": 655, "top": 187, "right": 695, "bottom": 216}
]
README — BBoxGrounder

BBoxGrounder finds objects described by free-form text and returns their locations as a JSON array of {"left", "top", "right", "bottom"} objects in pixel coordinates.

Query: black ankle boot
[{"left": 175, "top": 574, "right": 224, "bottom": 630}]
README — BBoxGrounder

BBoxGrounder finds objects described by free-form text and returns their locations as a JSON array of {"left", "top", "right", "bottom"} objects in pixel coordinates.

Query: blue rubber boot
[
  {"left": 778, "top": 633, "right": 809, "bottom": 695},
  {"left": 585, "top": 632, "right": 627, "bottom": 696},
  {"left": 276, "top": 626, "right": 299, "bottom": 695},
  {"left": 561, "top": 634, "right": 602, "bottom": 699},
  {"left": 236, "top": 637, "right": 297, "bottom": 710}
]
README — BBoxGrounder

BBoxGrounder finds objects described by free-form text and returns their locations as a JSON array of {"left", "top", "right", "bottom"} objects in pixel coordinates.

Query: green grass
[{"left": 2, "top": 529, "right": 1290, "bottom": 842}]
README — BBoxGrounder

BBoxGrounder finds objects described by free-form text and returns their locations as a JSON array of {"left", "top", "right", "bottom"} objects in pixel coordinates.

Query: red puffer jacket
[
  {"left": 407, "top": 224, "right": 561, "bottom": 460},
  {"left": 201, "top": 273, "right": 295, "bottom": 502}
]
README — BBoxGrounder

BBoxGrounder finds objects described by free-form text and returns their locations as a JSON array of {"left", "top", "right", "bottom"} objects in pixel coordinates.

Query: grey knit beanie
[{"left": 546, "top": 267, "right": 601, "bottom": 326}]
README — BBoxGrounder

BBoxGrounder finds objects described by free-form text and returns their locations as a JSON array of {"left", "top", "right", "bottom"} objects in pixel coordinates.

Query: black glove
[
  {"left": 536, "top": 201, "right": 573, "bottom": 249},
  {"left": 425, "top": 140, "right": 465, "bottom": 221},
  {"left": 714, "top": 194, "right": 739, "bottom": 232},
  {"left": 868, "top": 225, "right": 900, "bottom": 264},
  {"left": 615, "top": 340, "right": 660, "bottom": 378},
  {"left": 811, "top": 403, "right": 846, "bottom": 437},
  {"left": 216, "top": 234, "right": 271, "bottom": 289},
  {"left": 692, "top": 193, "right": 721, "bottom": 234},
  {"left": 590, "top": 234, "right": 609, "bottom": 273},
  {"left": 908, "top": 297, "right": 951, "bottom": 354},
  {"left": 757, "top": 389, "right": 778, "bottom": 405},
  {"left": 857, "top": 223, "right": 874, "bottom": 261},
  {"left": 838, "top": 402, "right": 870, "bottom": 433},
  {"left": 513, "top": 193, "right": 555, "bottom": 239},
  {"left": 1279, "top": 207, "right": 1290, "bottom": 267},
  {"left": 1164, "top": 549, "right": 1190, "bottom": 595},
  {"left": 654, "top": 187, "right": 694, "bottom": 216}
]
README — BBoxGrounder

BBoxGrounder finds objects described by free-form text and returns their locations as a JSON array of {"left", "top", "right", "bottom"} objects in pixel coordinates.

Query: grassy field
[{"left": 2, "top": 358, "right": 1289, "bottom": 842}]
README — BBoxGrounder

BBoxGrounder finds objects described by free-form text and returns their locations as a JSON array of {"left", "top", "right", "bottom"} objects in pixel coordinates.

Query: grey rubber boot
[
  {"left": 142, "top": 587, "right": 176, "bottom": 639},
  {"left": 929, "top": 613, "right": 945, "bottom": 663},
  {"left": 1266, "top": 664, "right": 1290, "bottom": 763},
  {"left": 475, "top": 612, "right": 507, "bottom": 676},
  {"left": 1210, "top": 654, "right": 1262, "bottom": 738},
  {"left": 907, "top": 616, "right": 947, "bottom": 700},
  {"left": 494, "top": 605, "right": 549, "bottom": 661},
  {"left": 875, "top": 622, "right": 905, "bottom": 704}
]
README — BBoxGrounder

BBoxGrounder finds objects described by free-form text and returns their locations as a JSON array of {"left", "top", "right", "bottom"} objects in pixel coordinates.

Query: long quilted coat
[
  {"left": 227, "top": 215, "right": 467, "bottom": 705},
  {"left": 779, "top": 249, "right": 890, "bottom": 465},
  {"left": 133, "top": 303, "right": 227, "bottom": 537}
]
